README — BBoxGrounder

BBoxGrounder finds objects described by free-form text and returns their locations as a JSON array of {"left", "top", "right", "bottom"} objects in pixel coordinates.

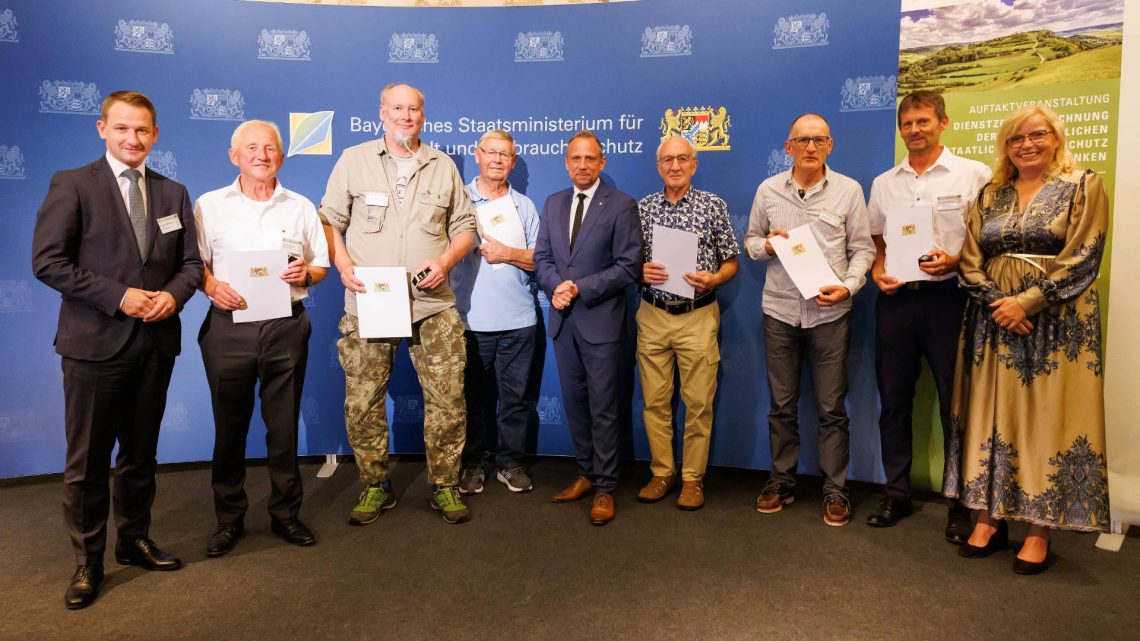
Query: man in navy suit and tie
[
  {"left": 534, "top": 130, "right": 642, "bottom": 525},
  {"left": 32, "top": 90, "right": 202, "bottom": 609}
]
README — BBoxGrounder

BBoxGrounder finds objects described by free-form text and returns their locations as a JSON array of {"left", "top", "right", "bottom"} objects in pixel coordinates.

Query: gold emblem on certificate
[
  {"left": 791, "top": 243, "right": 806, "bottom": 256},
  {"left": 490, "top": 214, "right": 505, "bottom": 225},
  {"left": 374, "top": 282, "right": 390, "bottom": 293},
  {"left": 901, "top": 224, "right": 916, "bottom": 236},
  {"left": 249, "top": 267, "right": 269, "bottom": 278}
]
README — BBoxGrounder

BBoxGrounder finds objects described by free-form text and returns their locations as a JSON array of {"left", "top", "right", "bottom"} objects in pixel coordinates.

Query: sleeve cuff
[{"left": 1015, "top": 287, "right": 1047, "bottom": 316}]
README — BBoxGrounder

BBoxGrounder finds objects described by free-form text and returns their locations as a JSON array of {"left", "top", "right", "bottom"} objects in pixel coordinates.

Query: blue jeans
[{"left": 461, "top": 327, "right": 539, "bottom": 470}]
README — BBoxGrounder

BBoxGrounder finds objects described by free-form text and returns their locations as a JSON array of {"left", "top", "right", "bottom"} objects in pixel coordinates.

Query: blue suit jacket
[
  {"left": 32, "top": 157, "right": 203, "bottom": 361},
  {"left": 533, "top": 181, "right": 642, "bottom": 343}
]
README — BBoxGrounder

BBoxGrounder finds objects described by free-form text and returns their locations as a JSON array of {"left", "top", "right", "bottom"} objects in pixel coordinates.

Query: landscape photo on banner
[{"left": 896, "top": 0, "right": 1122, "bottom": 490}]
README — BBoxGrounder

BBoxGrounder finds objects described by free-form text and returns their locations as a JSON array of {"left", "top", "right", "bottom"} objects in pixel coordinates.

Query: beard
[{"left": 393, "top": 131, "right": 415, "bottom": 151}]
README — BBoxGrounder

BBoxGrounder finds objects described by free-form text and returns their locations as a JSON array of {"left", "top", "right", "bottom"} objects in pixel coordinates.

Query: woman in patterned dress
[{"left": 947, "top": 105, "right": 1109, "bottom": 574}]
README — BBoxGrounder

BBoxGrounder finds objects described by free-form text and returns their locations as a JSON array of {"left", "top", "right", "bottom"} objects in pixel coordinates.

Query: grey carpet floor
[{"left": 2, "top": 457, "right": 1138, "bottom": 641}]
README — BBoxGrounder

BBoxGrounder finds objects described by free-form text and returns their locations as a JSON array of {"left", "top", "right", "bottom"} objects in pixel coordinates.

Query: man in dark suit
[
  {"left": 533, "top": 130, "right": 641, "bottom": 525},
  {"left": 32, "top": 90, "right": 203, "bottom": 609}
]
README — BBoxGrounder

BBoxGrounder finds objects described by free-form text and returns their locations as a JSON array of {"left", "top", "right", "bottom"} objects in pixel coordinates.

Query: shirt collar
[
  {"left": 105, "top": 151, "right": 146, "bottom": 181},
  {"left": 223, "top": 176, "right": 287, "bottom": 202},
  {"left": 897, "top": 146, "right": 955, "bottom": 176},
  {"left": 468, "top": 176, "right": 513, "bottom": 204},
  {"left": 784, "top": 165, "right": 829, "bottom": 195},
  {"left": 574, "top": 179, "right": 601, "bottom": 201},
  {"left": 657, "top": 185, "right": 695, "bottom": 205}
]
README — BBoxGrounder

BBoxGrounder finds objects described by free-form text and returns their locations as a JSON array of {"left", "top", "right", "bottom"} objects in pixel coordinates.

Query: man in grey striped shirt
[{"left": 743, "top": 113, "right": 874, "bottom": 527}]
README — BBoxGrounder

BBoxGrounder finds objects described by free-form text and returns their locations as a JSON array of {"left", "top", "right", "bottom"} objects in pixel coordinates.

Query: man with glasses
[
  {"left": 534, "top": 130, "right": 642, "bottom": 525},
  {"left": 865, "top": 91, "right": 990, "bottom": 539},
  {"left": 743, "top": 113, "right": 874, "bottom": 527},
  {"left": 320, "top": 83, "right": 476, "bottom": 525},
  {"left": 451, "top": 130, "right": 542, "bottom": 495},
  {"left": 635, "top": 135, "right": 739, "bottom": 510}
]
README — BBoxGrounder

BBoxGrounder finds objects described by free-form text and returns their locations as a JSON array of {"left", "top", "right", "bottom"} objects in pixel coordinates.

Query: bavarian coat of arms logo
[{"left": 660, "top": 106, "right": 731, "bottom": 151}]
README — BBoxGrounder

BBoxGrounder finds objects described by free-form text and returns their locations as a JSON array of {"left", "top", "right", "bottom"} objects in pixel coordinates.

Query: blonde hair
[
  {"left": 478, "top": 129, "right": 516, "bottom": 149},
  {"left": 989, "top": 105, "right": 1077, "bottom": 189}
]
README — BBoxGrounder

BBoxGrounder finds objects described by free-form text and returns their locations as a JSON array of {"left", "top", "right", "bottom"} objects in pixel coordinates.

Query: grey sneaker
[
  {"left": 496, "top": 467, "right": 533, "bottom": 493},
  {"left": 349, "top": 483, "right": 397, "bottom": 525},
  {"left": 430, "top": 485, "right": 471, "bottom": 524},
  {"left": 458, "top": 467, "right": 485, "bottom": 495}
]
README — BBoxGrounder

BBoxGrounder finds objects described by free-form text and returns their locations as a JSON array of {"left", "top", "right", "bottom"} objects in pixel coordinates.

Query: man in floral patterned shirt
[{"left": 635, "top": 135, "right": 740, "bottom": 510}]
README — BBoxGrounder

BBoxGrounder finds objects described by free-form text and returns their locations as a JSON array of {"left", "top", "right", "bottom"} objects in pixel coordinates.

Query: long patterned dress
[{"left": 943, "top": 168, "right": 1109, "bottom": 532}]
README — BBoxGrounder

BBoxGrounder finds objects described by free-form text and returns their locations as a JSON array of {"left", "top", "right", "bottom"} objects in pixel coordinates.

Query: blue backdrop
[{"left": 0, "top": 0, "right": 900, "bottom": 481}]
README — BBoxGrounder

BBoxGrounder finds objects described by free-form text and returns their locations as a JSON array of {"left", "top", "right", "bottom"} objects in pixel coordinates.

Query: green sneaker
[
  {"left": 430, "top": 485, "right": 471, "bottom": 524},
  {"left": 349, "top": 483, "right": 397, "bottom": 526}
]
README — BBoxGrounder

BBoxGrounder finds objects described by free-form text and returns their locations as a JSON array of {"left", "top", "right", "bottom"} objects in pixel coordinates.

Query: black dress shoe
[
  {"left": 866, "top": 496, "right": 913, "bottom": 527},
  {"left": 115, "top": 538, "right": 183, "bottom": 571},
  {"left": 945, "top": 504, "right": 973, "bottom": 545},
  {"left": 1013, "top": 541, "right": 1051, "bottom": 575},
  {"left": 959, "top": 520, "right": 1009, "bottom": 558},
  {"left": 206, "top": 522, "right": 245, "bottom": 558},
  {"left": 270, "top": 517, "right": 316, "bottom": 546},
  {"left": 64, "top": 564, "right": 103, "bottom": 610}
]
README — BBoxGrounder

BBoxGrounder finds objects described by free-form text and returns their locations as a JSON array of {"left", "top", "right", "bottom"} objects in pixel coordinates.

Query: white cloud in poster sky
[{"left": 900, "top": 0, "right": 1123, "bottom": 50}]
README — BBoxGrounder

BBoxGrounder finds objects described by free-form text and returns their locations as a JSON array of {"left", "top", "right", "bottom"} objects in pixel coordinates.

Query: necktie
[
  {"left": 569, "top": 193, "right": 586, "bottom": 253},
  {"left": 122, "top": 169, "right": 147, "bottom": 259}
]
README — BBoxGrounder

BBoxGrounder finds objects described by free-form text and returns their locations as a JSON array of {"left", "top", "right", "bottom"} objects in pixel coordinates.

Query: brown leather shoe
[
  {"left": 755, "top": 483, "right": 794, "bottom": 513},
  {"left": 551, "top": 476, "right": 593, "bottom": 503},
  {"left": 676, "top": 481, "right": 704, "bottom": 510},
  {"left": 589, "top": 493, "right": 615, "bottom": 525},
  {"left": 636, "top": 475, "right": 677, "bottom": 503},
  {"left": 823, "top": 493, "right": 852, "bottom": 527}
]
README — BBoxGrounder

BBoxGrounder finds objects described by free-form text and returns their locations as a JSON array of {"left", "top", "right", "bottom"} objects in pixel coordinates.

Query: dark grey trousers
[
  {"left": 199, "top": 304, "right": 310, "bottom": 524},
  {"left": 763, "top": 313, "right": 851, "bottom": 496}
]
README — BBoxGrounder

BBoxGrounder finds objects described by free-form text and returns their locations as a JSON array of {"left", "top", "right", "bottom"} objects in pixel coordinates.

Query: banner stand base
[
  {"left": 317, "top": 454, "right": 340, "bottom": 478},
  {"left": 1095, "top": 522, "right": 1130, "bottom": 552}
]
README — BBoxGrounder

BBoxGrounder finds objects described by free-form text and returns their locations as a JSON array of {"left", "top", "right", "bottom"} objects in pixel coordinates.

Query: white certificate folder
[
  {"left": 475, "top": 196, "right": 526, "bottom": 271},
  {"left": 354, "top": 267, "right": 412, "bottom": 338},
  {"left": 885, "top": 205, "right": 934, "bottom": 283},
  {"left": 651, "top": 224, "right": 698, "bottom": 299},
  {"left": 230, "top": 249, "right": 291, "bottom": 323},
  {"left": 769, "top": 224, "right": 843, "bottom": 299}
]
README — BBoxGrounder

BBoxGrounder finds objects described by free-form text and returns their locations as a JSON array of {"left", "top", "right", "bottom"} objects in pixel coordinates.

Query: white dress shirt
[
  {"left": 194, "top": 178, "right": 330, "bottom": 303},
  {"left": 569, "top": 178, "right": 602, "bottom": 239},
  {"left": 866, "top": 147, "right": 992, "bottom": 282},
  {"left": 105, "top": 151, "right": 147, "bottom": 215}
]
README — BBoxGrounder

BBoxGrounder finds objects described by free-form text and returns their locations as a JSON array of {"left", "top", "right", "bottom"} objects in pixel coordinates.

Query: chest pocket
[
  {"left": 351, "top": 191, "right": 387, "bottom": 233},
  {"left": 809, "top": 208, "right": 847, "bottom": 244},
  {"left": 419, "top": 191, "right": 450, "bottom": 236}
]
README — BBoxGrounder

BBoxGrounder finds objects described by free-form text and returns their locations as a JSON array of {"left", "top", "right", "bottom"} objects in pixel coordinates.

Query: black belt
[
  {"left": 211, "top": 299, "right": 306, "bottom": 317},
  {"left": 904, "top": 278, "right": 958, "bottom": 291},
  {"left": 641, "top": 291, "right": 716, "bottom": 315}
]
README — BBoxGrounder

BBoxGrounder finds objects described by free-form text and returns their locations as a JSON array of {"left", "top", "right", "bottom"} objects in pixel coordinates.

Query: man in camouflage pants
[{"left": 320, "top": 83, "right": 476, "bottom": 524}]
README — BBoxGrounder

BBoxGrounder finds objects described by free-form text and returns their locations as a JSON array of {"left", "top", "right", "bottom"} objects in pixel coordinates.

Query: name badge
[
  {"left": 282, "top": 237, "right": 304, "bottom": 259},
  {"left": 936, "top": 194, "right": 962, "bottom": 211},
  {"left": 365, "top": 192, "right": 389, "bottom": 207},
  {"left": 157, "top": 214, "right": 182, "bottom": 234}
]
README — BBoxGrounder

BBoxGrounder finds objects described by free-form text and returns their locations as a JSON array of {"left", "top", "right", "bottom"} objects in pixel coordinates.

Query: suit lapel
[
  {"left": 568, "top": 184, "right": 607, "bottom": 261},
  {"left": 555, "top": 190, "right": 573, "bottom": 261},
  {"left": 144, "top": 171, "right": 163, "bottom": 262}
]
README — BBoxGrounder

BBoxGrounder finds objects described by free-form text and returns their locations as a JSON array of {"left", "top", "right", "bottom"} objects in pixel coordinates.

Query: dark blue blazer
[
  {"left": 32, "top": 157, "right": 203, "bottom": 361},
  {"left": 533, "top": 181, "right": 642, "bottom": 344}
]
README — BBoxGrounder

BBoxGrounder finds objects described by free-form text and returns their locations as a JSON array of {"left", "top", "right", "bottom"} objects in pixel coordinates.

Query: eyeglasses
[
  {"left": 478, "top": 147, "right": 516, "bottom": 160},
  {"left": 657, "top": 154, "right": 694, "bottom": 166},
  {"left": 1005, "top": 129, "right": 1053, "bottom": 148},
  {"left": 788, "top": 136, "right": 831, "bottom": 149}
]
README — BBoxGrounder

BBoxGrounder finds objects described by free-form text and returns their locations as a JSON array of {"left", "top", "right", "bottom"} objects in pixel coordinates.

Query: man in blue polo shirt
[{"left": 452, "top": 129, "right": 542, "bottom": 494}]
